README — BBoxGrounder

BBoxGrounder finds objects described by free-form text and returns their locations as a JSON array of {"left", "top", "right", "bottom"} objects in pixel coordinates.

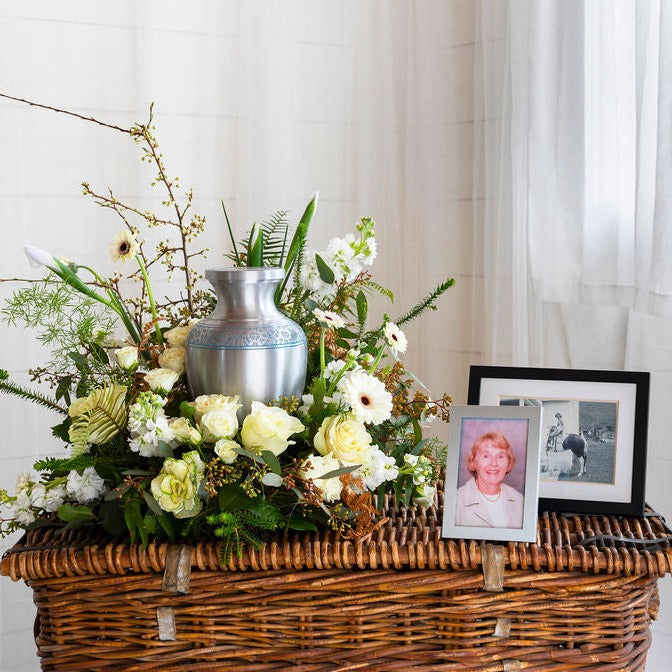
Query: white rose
[
  {"left": 144, "top": 368, "right": 180, "bottom": 394},
  {"left": 193, "top": 394, "right": 242, "bottom": 424},
  {"left": 412, "top": 483, "right": 436, "bottom": 508},
  {"left": 214, "top": 438, "right": 241, "bottom": 464},
  {"left": 241, "top": 401, "right": 305, "bottom": 456},
  {"left": 114, "top": 345, "right": 139, "bottom": 370},
  {"left": 164, "top": 322, "right": 197, "bottom": 348},
  {"left": 169, "top": 417, "right": 201, "bottom": 445},
  {"left": 158, "top": 347, "right": 186, "bottom": 374},
  {"left": 200, "top": 408, "right": 239, "bottom": 442},
  {"left": 301, "top": 454, "right": 343, "bottom": 502},
  {"left": 313, "top": 414, "right": 373, "bottom": 465}
]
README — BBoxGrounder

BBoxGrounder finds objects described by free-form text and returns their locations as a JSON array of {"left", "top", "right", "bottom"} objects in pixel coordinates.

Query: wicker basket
[{"left": 2, "top": 495, "right": 671, "bottom": 672}]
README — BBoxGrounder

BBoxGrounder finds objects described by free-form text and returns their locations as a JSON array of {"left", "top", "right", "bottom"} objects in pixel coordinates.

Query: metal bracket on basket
[
  {"left": 157, "top": 606, "right": 177, "bottom": 641},
  {"left": 481, "top": 542, "right": 505, "bottom": 593},
  {"left": 162, "top": 544, "right": 193, "bottom": 594}
]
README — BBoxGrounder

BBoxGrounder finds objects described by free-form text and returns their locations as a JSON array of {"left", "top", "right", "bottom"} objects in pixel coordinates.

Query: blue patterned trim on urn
[{"left": 188, "top": 323, "right": 307, "bottom": 350}]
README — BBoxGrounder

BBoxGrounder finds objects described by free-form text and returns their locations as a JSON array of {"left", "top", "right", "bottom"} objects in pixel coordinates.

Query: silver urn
[{"left": 185, "top": 268, "right": 307, "bottom": 415}]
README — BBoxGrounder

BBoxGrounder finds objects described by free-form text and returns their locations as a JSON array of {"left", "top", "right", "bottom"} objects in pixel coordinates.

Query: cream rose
[
  {"left": 214, "top": 438, "right": 241, "bottom": 464},
  {"left": 313, "top": 414, "right": 373, "bottom": 465},
  {"left": 158, "top": 346, "right": 186, "bottom": 374},
  {"left": 301, "top": 454, "right": 343, "bottom": 502},
  {"left": 150, "top": 451, "right": 203, "bottom": 518},
  {"left": 164, "top": 322, "right": 197, "bottom": 348},
  {"left": 193, "top": 394, "right": 242, "bottom": 424},
  {"left": 240, "top": 401, "right": 305, "bottom": 456},
  {"left": 144, "top": 368, "right": 180, "bottom": 394},
  {"left": 114, "top": 345, "right": 139, "bottom": 370},
  {"left": 169, "top": 417, "right": 201, "bottom": 445},
  {"left": 200, "top": 408, "right": 239, "bottom": 442}
]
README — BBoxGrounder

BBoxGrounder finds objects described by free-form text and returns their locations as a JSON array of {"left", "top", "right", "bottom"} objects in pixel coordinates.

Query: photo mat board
[
  {"left": 468, "top": 366, "right": 650, "bottom": 516},
  {"left": 442, "top": 405, "right": 542, "bottom": 543}
]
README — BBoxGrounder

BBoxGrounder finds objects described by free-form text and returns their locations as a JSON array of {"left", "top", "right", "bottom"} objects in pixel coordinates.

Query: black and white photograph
[{"left": 469, "top": 366, "right": 650, "bottom": 516}]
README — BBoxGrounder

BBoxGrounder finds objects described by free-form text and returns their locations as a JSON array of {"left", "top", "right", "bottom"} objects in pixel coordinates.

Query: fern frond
[
  {"left": 68, "top": 384, "right": 128, "bottom": 456},
  {"left": 260, "top": 210, "right": 290, "bottom": 262},
  {"left": 394, "top": 278, "right": 455, "bottom": 326},
  {"left": 0, "top": 370, "right": 68, "bottom": 415},
  {"left": 33, "top": 455, "right": 98, "bottom": 473}
]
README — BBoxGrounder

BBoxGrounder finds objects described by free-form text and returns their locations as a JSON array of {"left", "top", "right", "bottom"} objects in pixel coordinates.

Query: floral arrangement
[{"left": 0, "top": 102, "right": 453, "bottom": 560}]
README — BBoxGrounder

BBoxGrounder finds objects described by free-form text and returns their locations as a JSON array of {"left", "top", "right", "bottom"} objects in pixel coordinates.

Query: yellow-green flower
[{"left": 150, "top": 451, "right": 203, "bottom": 518}]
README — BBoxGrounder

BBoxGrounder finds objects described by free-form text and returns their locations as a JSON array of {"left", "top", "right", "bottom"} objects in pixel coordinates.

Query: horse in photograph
[{"left": 561, "top": 431, "right": 588, "bottom": 477}]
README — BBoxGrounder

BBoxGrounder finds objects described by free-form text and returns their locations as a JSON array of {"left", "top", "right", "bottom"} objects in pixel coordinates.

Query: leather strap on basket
[
  {"left": 481, "top": 542, "right": 505, "bottom": 592},
  {"left": 162, "top": 545, "right": 193, "bottom": 594}
]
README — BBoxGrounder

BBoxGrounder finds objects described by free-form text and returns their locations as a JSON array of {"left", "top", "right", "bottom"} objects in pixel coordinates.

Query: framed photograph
[
  {"left": 442, "top": 405, "right": 542, "bottom": 543},
  {"left": 467, "top": 366, "right": 650, "bottom": 516}
]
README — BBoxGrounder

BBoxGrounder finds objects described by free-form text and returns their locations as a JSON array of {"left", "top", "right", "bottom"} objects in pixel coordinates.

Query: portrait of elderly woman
[{"left": 455, "top": 430, "right": 525, "bottom": 529}]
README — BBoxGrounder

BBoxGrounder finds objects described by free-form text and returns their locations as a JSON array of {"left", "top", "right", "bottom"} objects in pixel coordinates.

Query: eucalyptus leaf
[
  {"left": 315, "top": 253, "right": 335, "bottom": 284},
  {"left": 261, "top": 472, "right": 284, "bottom": 488},
  {"left": 317, "top": 464, "right": 360, "bottom": 480},
  {"left": 261, "top": 450, "right": 282, "bottom": 475}
]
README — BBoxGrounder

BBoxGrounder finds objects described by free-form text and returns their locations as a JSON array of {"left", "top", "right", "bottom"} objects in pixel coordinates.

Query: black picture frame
[{"left": 467, "top": 366, "right": 650, "bottom": 516}]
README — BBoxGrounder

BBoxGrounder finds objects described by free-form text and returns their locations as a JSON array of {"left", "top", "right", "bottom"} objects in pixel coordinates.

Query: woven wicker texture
[{"left": 2, "top": 499, "right": 671, "bottom": 671}]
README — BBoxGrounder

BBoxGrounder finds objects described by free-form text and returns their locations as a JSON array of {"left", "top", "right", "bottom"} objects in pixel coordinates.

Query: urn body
[{"left": 186, "top": 268, "right": 307, "bottom": 414}]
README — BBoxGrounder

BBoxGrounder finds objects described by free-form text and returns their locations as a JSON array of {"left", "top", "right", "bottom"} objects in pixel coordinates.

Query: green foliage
[
  {"left": 1, "top": 278, "right": 117, "bottom": 385},
  {"left": 0, "top": 369, "right": 67, "bottom": 415},
  {"left": 394, "top": 277, "right": 456, "bottom": 326},
  {"left": 68, "top": 385, "right": 128, "bottom": 456},
  {"left": 33, "top": 454, "right": 98, "bottom": 473}
]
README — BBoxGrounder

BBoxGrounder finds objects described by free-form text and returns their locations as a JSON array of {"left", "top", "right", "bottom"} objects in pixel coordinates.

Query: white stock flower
[
  {"left": 324, "top": 359, "right": 347, "bottom": 380},
  {"left": 301, "top": 454, "right": 343, "bottom": 502},
  {"left": 193, "top": 394, "right": 242, "bottom": 424},
  {"left": 128, "top": 392, "right": 175, "bottom": 457},
  {"left": 214, "top": 438, "right": 241, "bottom": 464},
  {"left": 299, "top": 255, "right": 334, "bottom": 299},
  {"left": 338, "top": 371, "right": 393, "bottom": 425},
  {"left": 241, "top": 401, "right": 305, "bottom": 456},
  {"left": 358, "top": 447, "right": 399, "bottom": 490},
  {"left": 158, "top": 347, "right": 186, "bottom": 374},
  {"left": 66, "top": 467, "right": 107, "bottom": 504},
  {"left": 115, "top": 345, "right": 139, "bottom": 370},
  {"left": 45, "top": 484, "right": 67, "bottom": 513},
  {"left": 109, "top": 229, "right": 139, "bottom": 263},
  {"left": 144, "top": 367, "right": 180, "bottom": 394},
  {"left": 313, "top": 308, "right": 345, "bottom": 329},
  {"left": 383, "top": 321, "right": 408, "bottom": 355},
  {"left": 29, "top": 483, "right": 47, "bottom": 509},
  {"left": 200, "top": 408, "right": 239, "bottom": 442},
  {"left": 314, "top": 414, "right": 373, "bottom": 465}
]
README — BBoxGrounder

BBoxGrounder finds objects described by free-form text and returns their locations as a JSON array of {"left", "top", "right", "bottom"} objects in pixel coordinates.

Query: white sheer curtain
[{"left": 475, "top": 2, "right": 672, "bottom": 667}]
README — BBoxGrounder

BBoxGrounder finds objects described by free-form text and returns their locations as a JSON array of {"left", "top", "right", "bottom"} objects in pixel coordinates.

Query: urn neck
[{"left": 205, "top": 268, "right": 283, "bottom": 321}]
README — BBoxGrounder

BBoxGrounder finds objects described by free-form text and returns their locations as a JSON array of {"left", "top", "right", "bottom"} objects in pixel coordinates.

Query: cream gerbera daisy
[
  {"left": 383, "top": 321, "right": 408, "bottom": 355},
  {"left": 109, "top": 230, "right": 139, "bottom": 263},
  {"left": 338, "top": 370, "right": 393, "bottom": 425},
  {"left": 313, "top": 307, "right": 345, "bottom": 329}
]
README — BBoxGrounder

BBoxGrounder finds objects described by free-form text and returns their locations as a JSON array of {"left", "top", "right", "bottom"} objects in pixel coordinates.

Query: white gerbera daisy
[
  {"left": 383, "top": 321, "right": 408, "bottom": 355},
  {"left": 313, "top": 307, "right": 345, "bottom": 329},
  {"left": 338, "top": 370, "right": 393, "bottom": 425},
  {"left": 109, "top": 229, "right": 139, "bottom": 263}
]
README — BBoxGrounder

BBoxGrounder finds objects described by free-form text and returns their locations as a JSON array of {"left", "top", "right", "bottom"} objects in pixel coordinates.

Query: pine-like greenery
[
  {"left": 0, "top": 370, "right": 67, "bottom": 415},
  {"left": 394, "top": 277, "right": 456, "bottom": 326}
]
